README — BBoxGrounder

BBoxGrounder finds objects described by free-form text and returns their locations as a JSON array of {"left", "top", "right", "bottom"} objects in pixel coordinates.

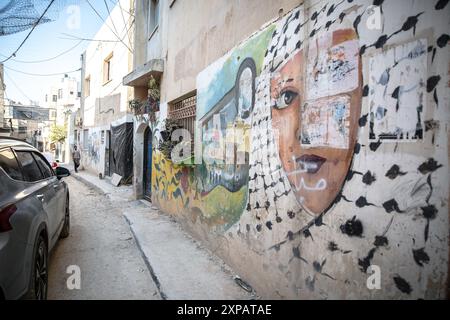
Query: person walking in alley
[{"left": 72, "top": 145, "right": 81, "bottom": 173}]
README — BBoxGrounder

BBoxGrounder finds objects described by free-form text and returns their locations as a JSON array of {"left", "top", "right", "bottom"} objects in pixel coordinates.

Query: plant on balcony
[
  {"left": 128, "top": 76, "right": 161, "bottom": 122},
  {"left": 128, "top": 99, "right": 143, "bottom": 113},
  {"left": 147, "top": 75, "right": 160, "bottom": 110}
]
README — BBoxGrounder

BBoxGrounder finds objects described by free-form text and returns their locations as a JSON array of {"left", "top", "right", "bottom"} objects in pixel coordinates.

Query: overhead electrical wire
[
  {"left": 109, "top": 0, "right": 134, "bottom": 17},
  {"left": 59, "top": 33, "right": 121, "bottom": 43},
  {"left": 104, "top": 0, "right": 120, "bottom": 39},
  {"left": 85, "top": 0, "right": 133, "bottom": 53},
  {"left": 117, "top": 0, "right": 133, "bottom": 49},
  {"left": 4, "top": 64, "right": 81, "bottom": 77},
  {"left": 1, "top": 0, "right": 57, "bottom": 63},
  {"left": 4, "top": 71, "right": 33, "bottom": 102},
  {"left": 0, "top": 40, "right": 84, "bottom": 64}
]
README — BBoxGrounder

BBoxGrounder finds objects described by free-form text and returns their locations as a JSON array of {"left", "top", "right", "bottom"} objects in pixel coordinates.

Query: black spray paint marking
[
  {"left": 354, "top": 143, "right": 361, "bottom": 155},
  {"left": 425, "top": 174, "right": 433, "bottom": 204},
  {"left": 399, "top": 13, "right": 423, "bottom": 35},
  {"left": 362, "top": 85, "right": 369, "bottom": 97},
  {"left": 353, "top": 13, "right": 363, "bottom": 37},
  {"left": 374, "top": 235, "right": 388, "bottom": 247},
  {"left": 436, "top": 34, "right": 449, "bottom": 48},
  {"left": 314, "top": 214, "right": 326, "bottom": 227},
  {"left": 362, "top": 12, "right": 424, "bottom": 55},
  {"left": 373, "top": 0, "right": 385, "bottom": 12},
  {"left": 359, "top": 114, "right": 368, "bottom": 127},
  {"left": 313, "top": 260, "right": 323, "bottom": 273},
  {"left": 418, "top": 158, "right": 442, "bottom": 174},
  {"left": 287, "top": 231, "right": 294, "bottom": 241},
  {"left": 369, "top": 140, "right": 382, "bottom": 152},
  {"left": 328, "top": 241, "right": 351, "bottom": 254},
  {"left": 435, "top": 0, "right": 449, "bottom": 10},
  {"left": 426, "top": 75, "right": 441, "bottom": 92},
  {"left": 412, "top": 248, "right": 430, "bottom": 267},
  {"left": 340, "top": 216, "right": 363, "bottom": 237},
  {"left": 358, "top": 248, "right": 377, "bottom": 273},
  {"left": 421, "top": 205, "right": 438, "bottom": 220},
  {"left": 424, "top": 219, "right": 430, "bottom": 242},
  {"left": 303, "top": 229, "right": 313, "bottom": 241},
  {"left": 382, "top": 199, "right": 404, "bottom": 213},
  {"left": 433, "top": 89, "right": 439, "bottom": 108},
  {"left": 328, "top": 241, "right": 339, "bottom": 252},
  {"left": 292, "top": 246, "right": 308, "bottom": 264},
  {"left": 385, "top": 164, "right": 407, "bottom": 179},
  {"left": 362, "top": 171, "right": 376, "bottom": 185},
  {"left": 393, "top": 275, "right": 412, "bottom": 294},
  {"left": 313, "top": 259, "right": 335, "bottom": 280},
  {"left": 355, "top": 196, "right": 376, "bottom": 208},
  {"left": 359, "top": 220, "right": 392, "bottom": 273},
  {"left": 346, "top": 170, "right": 363, "bottom": 182}
]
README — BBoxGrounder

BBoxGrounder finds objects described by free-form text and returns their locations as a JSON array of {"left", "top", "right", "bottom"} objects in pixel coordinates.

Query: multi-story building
[
  {"left": 122, "top": 0, "right": 449, "bottom": 299},
  {"left": 0, "top": 63, "right": 10, "bottom": 136},
  {"left": 79, "top": 0, "right": 134, "bottom": 182},
  {"left": 3, "top": 103, "right": 55, "bottom": 150},
  {"left": 41, "top": 74, "right": 80, "bottom": 162}
]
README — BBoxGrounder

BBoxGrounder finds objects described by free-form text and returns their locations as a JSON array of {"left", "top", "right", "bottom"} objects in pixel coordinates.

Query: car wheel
[
  {"left": 60, "top": 198, "right": 70, "bottom": 239},
  {"left": 24, "top": 235, "right": 48, "bottom": 300}
]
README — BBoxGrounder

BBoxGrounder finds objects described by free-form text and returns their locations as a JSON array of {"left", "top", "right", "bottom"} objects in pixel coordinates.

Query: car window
[
  {"left": 15, "top": 151, "right": 44, "bottom": 182},
  {"left": 32, "top": 152, "right": 54, "bottom": 179},
  {"left": 0, "top": 148, "right": 24, "bottom": 181}
]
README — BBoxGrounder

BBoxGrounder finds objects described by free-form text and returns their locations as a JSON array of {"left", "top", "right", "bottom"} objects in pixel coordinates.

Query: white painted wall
[{"left": 81, "top": 0, "right": 133, "bottom": 176}]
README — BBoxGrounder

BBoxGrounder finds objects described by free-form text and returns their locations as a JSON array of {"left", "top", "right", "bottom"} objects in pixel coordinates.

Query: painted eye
[{"left": 274, "top": 90, "right": 299, "bottom": 109}]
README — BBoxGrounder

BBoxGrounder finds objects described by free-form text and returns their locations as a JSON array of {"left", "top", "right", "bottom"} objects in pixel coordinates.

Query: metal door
[{"left": 143, "top": 127, "right": 152, "bottom": 201}]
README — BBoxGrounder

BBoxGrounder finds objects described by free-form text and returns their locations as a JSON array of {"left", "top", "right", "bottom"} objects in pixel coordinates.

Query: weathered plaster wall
[
  {"left": 163, "top": 0, "right": 300, "bottom": 103},
  {"left": 152, "top": 0, "right": 449, "bottom": 299},
  {"left": 81, "top": 0, "right": 134, "bottom": 175},
  {"left": 80, "top": 126, "right": 107, "bottom": 176}
]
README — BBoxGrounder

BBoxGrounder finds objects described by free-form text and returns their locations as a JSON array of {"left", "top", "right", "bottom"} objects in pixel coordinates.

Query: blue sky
[{"left": 1, "top": 0, "right": 119, "bottom": 104}]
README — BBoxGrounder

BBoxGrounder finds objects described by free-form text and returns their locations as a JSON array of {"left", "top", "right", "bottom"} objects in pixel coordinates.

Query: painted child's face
[{"left": 270, "top": 29, "right": 362, "bottom": 215}]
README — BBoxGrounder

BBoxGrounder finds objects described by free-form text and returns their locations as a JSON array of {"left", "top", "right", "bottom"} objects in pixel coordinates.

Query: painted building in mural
[
  {"left": 80, "top": 0, "right": 134, "bottom": 182},
  {"left": 126, "top": 0, "right": 449, "bottom": 299}
]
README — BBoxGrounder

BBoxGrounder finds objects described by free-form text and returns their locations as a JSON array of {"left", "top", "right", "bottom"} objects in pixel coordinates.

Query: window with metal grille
[{"left": 168, "top": 94, "right": 196, "bottom": 140}]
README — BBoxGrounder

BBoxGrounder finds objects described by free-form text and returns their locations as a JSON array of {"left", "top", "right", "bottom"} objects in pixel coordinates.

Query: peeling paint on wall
[{"left": 369, "top": 39, "right": 427, "bottom": 141}]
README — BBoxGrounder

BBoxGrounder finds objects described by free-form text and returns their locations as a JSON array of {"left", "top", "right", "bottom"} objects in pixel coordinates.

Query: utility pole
[{"left": 0, "top": 63, "right": 6, "bottom": 135}]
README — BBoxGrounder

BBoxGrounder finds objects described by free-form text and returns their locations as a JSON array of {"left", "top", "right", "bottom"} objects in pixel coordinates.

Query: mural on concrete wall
[
  {"left": 270, "top": 27, "right": 362, "bottom": 215},
  {"left": 152, "top": 0, "right": 449, "bottom": 299},
  {"left": 152, "top": 25, "right": 276, "bottom": 230}
]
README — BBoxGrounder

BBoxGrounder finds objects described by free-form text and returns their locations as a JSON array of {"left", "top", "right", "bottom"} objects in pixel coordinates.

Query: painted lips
[{"left": 296, "top": 154, "right": 327, "bottom": 174}]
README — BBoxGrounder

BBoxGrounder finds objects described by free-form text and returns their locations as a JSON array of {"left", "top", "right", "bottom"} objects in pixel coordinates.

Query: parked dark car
[{"left": 0, "top": 137, "right": 71, "bottom": 300}]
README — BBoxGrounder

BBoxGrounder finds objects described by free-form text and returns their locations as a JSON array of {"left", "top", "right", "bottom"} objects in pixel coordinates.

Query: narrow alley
[
  {"left": 47, "top": 176, "right": 160, "bottom": 300},
  {"left": 47, "top": 175, "right": 255, "bottom": 300}
]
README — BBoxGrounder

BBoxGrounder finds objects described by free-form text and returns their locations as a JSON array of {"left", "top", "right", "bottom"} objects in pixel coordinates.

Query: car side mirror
[{"left": 55, "top": 167, "right": 71, "bottom": 180}]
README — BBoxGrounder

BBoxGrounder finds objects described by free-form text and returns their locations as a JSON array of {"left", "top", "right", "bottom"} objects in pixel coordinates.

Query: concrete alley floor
[
  {"left": 47, "top": 176, "right": 161, "bottom": 300},
  {"left": 47, "top": 173, "right": 256, "bottom": 300}
]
